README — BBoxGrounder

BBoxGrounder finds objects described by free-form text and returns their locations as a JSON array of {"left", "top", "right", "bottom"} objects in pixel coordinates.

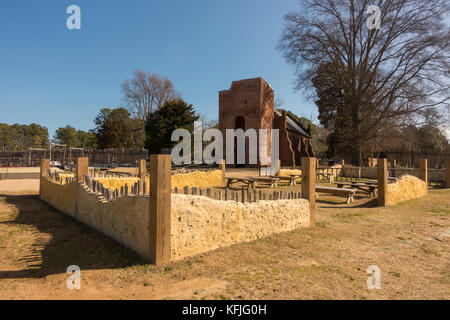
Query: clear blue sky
[{"left": 0, "top": 0, "right": 317, "bottom": 139}]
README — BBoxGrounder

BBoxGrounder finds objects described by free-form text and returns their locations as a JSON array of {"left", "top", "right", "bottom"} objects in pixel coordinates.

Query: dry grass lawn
[{"left": 0, "top": 180, "right": 448, "bottom": 300}]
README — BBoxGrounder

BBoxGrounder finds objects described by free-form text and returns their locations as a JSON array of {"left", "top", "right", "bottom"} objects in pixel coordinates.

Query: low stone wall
[
  {"left": 40, "top": 178, "right": 76, "bottom": 215},
  {"left": 171, "top": 195, "right": 310, "bottom": 261},
  {"left": 40, "top": 176, "right": 310, "bottom": 262},
  {"left": 385, "top": 175, "right": 427, "bottom": 206},
  {"left": 76, "top": 184, "right": 151, "bottom": 259}
]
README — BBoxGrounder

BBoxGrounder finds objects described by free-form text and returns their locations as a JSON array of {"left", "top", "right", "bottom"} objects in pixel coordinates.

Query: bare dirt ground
[
  {"left": 0, "top": 179, "right": 39, "bottom": 194},
  {"left": 0, "top": 179, "right": 448, "bottom": 300}
]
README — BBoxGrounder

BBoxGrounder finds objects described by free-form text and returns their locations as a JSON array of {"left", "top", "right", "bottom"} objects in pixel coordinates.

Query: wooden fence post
[
  {"left": 377, "top": 158, "right": 387, "bottom": 206},
  {"left": 138, "top": 159, "right": 147, "bottom": 180},
  {"left": 301, "top": 157, "right": 316, "bottom": 227},
  {"left": 149, "top": 154, "right": 171, "bottom": 265},
  {"left": 419, "top": 159, "right": 428, "bottom": 185},
  {"left": 76, "top": 157, "right": 89, "bottom": 183},
  {"left": 75, "top": 157, "right": 89, "bottom": 216},
  {"left": 39, "top": 159, "right": 50, "bottom": 197},
  {"left": 220, "top": 159, "right": 226, "bottom": 184},
  {"left": 446, "top": 160, "right": 450, "bottom": 188}
]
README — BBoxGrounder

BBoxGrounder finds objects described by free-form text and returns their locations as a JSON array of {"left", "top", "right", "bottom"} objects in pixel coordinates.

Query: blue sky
[{"left": 0, "top": 0, "right": 317, "bottom": 139}]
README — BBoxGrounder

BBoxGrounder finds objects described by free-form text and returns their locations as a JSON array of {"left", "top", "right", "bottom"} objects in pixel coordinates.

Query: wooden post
[
  {"left": 75, "top": 157, "right": 89, "bottom": 216},
  {"left": 220, "top": 159, "right": 226, "bottom": 184},
  {"left": 341, "top": 159, "right": 345, "bottom": 166},
  {"left": 276, "top": 159, "right": 281, "bottom": 176},
  {"left": 377, "top": 158, "right": 387, "bottom": 206},
  {"left": 301, "top": 157, "right": 316, "bottom": 227},
  {"left": 149, "top": 154, "right": 171, "bottom": 265},
  {"left": 446, "top": 160, "right": 450, "bottom": 188},
  {"left": 76, "top": 157, "right": 89, "bottom": 183},
  {"left": 419, "top": 159, "right": 428, "bottom": 185},
  {"left": 138, "top": 159, "right": 147, "bottom": 180},
  {"left": 39, "top": 159, "right": 50, "bottom": 197}
]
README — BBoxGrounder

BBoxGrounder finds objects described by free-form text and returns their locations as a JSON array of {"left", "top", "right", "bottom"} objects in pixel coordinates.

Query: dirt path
[
  {"left": 0, "top": 179, "right": 39, "bottom": 194},
  {"left": 0, "top": 185, "right": 448, "bottom": 299}
]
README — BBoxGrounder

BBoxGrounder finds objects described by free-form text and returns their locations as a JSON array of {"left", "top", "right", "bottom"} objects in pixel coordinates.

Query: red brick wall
[{"left": 219, "top": 78, "right": 274, "bottom": 166}]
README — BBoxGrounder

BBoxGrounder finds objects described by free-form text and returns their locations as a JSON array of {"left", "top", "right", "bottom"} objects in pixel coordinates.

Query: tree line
[{"left": 0, "top": 123, "right": 49, "bottom": 151}]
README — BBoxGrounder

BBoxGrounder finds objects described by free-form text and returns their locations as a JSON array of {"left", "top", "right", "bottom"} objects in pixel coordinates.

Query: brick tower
[{"left": 219, "top": 78, "right": 274, "bottom": 166}]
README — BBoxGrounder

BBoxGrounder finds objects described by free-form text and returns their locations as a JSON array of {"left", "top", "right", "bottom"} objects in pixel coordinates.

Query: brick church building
[{"left": 219, "top": 77, "right": 314, "bottom": 167}]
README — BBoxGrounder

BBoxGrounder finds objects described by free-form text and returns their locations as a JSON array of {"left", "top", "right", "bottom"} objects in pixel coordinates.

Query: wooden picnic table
[
  {"left": 226, "top": 177, "right": 257, "bottom": 189},
  {"left": 248, "top": 176, "right": 279, "bottom": 188},
  {"left": 269, "top": 175, "right": 300, "bottom": 186},
  {"left": 316, "top": 186, "right": 356, "bottom": 204},
  {"left": 226, "top": 176, "right": 280, "bottom": 189},
  {"left": 335, "top": 181, "right": 377, "bottom": 197}
]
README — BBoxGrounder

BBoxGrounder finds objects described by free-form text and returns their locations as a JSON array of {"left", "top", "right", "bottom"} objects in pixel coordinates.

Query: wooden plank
[
  {"left": 316, "top": 187, "right": 355, "bottom": 203},
  {"left": 420, "top": 159, "right": 428, "bottom": 184},
  {"left": 220, "top": 159, "right": 226, "bottom": 185},
  {"left": 138, "top": 159, "right": 147, "bottom": 180},
  {"left": 76, "top": 157, "right": 89, "bottom": 183},
  {"left": 39, "top": 159, "right": 50, "bottom": 197},
  {"left": 301, "top": 157, "right": 316, "bottom": 226},
  {"left": 377, "top": 158, "right": 387, "bottom": 206},
  {"left": 149, "top": 154, "right": 171, "bottom": 265}
]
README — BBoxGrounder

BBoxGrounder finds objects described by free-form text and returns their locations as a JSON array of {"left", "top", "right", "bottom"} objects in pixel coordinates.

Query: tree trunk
[{"left": 351, "top": 108, "right": 362, "bottom": 166}]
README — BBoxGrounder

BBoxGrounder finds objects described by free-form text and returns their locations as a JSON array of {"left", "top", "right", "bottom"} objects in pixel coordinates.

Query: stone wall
[
  {"left": 171, "top": 195, "right": 310, "bottom": 261},
  {"left": 385, "top": 175, "right": 427, "bottom": 206},
  {"left": 40, "top": 176, "right": 310, "bottom": 262},
  {"left": 75, "top": 184, "right": 151, "bottom": 259},
  {"left": 40, "top": 178, "right": 76, "bottom": 215}
]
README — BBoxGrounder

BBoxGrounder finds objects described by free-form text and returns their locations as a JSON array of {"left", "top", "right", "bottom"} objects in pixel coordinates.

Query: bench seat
[{"left": 316, "top": 186, "right": 356, "bottom": 204}]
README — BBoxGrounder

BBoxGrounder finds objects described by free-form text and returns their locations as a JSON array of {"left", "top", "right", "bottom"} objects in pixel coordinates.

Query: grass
[{"left": 0, "top": 187, "right": 449, "bottom": 299}]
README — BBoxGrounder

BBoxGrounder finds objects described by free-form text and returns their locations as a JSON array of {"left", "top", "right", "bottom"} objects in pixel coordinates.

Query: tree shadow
[{"left": 0, "top": 194, "right": 147, "bottom": 280}]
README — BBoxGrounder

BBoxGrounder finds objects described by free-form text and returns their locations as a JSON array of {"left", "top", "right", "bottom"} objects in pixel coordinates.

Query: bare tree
[
  {"left": 121, "top": 70, "right": 180, "bottom": 122},
  {"left": 279, "top": 0, "right": 450, "bottom": 164}
]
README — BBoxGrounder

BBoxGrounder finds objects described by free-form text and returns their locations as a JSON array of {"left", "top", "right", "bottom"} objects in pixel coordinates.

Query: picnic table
[
  {"left": 226, "top": 176, "right": 280, "bottom": 189},
  {"left": 335, "top": 181, "right": 377, "bottom": 197},
  {"left": 316, "top": 186, "right": 356, "bottom": 204},
  {"left": 317, "top": 172, "right": 334, "bottom": 183},
  {"left": 269, "top": 174, "right": 301, "bottom": 186},
  {"left": 226, "top": 177, "right": 257, "bottom": 188},
  {"left": 248, "top": 176, "right": 279, "bottom": 188}
]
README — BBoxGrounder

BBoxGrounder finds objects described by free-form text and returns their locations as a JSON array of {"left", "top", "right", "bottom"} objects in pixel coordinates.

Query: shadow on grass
[
  {"left": 0, "top": 194, "right": 147, "bottom": 280},
  {"left": 317, "top": 198, "right": 378, "bottom": 209}
]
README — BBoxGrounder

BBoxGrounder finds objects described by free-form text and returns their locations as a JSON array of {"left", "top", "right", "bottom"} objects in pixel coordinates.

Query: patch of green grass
[
  {"left": 315, "top": 221, "right": 329, "bottom": 228},
  {"left": 388, "top": 271, "right": 400, "bottom": 278},
  {"left": 421, "top": 246, "right": 441, "bottom": 257}
]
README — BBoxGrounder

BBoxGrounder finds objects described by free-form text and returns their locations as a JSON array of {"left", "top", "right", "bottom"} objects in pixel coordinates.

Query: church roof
[{"left": 274, "top": 109, "right": 310, "bottom": 138}]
